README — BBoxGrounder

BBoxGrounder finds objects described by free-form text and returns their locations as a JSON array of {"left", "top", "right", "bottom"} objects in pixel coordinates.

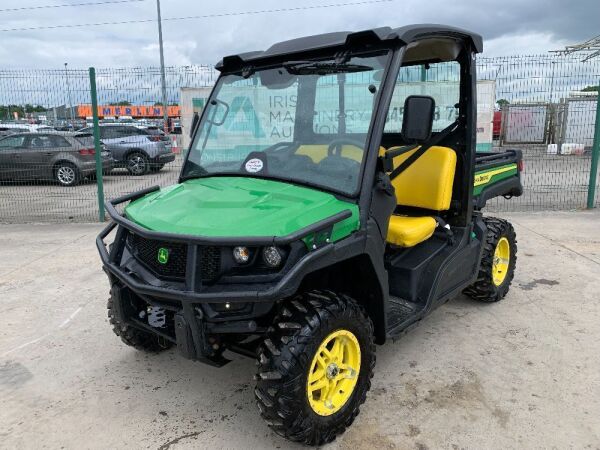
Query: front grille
[
  {"left": 128, "top": 234, "right": 188, "bottom": 279},
  {"left": 126, "top": 234, "right": 222, "bottom": 282},
  {"left": 200, "top": 246, "right": 221, "bottom": 282}
]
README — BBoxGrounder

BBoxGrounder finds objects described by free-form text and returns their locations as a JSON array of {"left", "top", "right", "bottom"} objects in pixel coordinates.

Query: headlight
[
  {"left": 262, "top": 246, "right": 283, "bottom": 267},
  {"left": 233, "top": 246, "right": 250, "bottom": 264}
]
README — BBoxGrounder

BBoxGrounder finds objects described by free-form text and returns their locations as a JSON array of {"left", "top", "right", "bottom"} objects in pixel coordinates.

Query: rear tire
[
  {"left": 255, "top": 290, "right": 375, "bottom": 446},
  {"left": 126, "top": 151, "right": 149, "bottom": 175},
  {"left": 107, "top": 288, "right": 172, "bottom": 352},
  {"left": 464, "top": 217, "right": 517, "bottom": 302},
  {"left": 54, "top": 162, "right": 80, "bottom": 186}
]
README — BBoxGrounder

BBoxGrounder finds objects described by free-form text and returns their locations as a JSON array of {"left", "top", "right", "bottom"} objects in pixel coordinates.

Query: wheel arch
[
  {"left": 52, "top": 158, "right": 78, "bottom": 175},
  {"left": 124, "top": 148, "right": 149, "bottom": 158},
  {"left": 297, "top": 253, "right": 387, "bottom": 344}
]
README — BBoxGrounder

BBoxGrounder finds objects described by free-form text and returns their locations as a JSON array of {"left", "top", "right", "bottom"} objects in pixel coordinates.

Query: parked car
[
  {"left": 0, "top": 132, "right": 112, "bottom": 186},
  {"left": 76, "top": 125, "right": 174, "bottom": 175},
  {"left": 0, "top": 123, "right": 55, "bottom": 134},
  {"left": 0, "top": 126, "right": 28, "bottom": 137},
  {"left": 52, "top": 120, "right": 86, "bottom": 132}
]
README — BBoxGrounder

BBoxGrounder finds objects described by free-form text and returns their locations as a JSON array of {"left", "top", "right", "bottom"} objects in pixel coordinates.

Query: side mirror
[
  {"left": 402, "top": 95, "right": 435, "bottom": 143},
  {"left": 189, "top": 112, "right": 199, "bottom": 138}
]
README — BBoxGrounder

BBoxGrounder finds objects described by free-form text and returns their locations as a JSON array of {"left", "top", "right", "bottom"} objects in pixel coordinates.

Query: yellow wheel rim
[
  {"left": 492, "top": 237, "right": 510, "bottom": 286},
  {"left": 307, "top": 329, "right": 361, "bottom": 416}
]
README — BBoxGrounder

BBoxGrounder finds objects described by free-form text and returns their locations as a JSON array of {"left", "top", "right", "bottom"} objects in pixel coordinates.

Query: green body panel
[
  {"left": 125, "top": 177, "right": 360, "bottom": 244},
  {"left": 473, "top": 163, "right": 518, "bottom": 196}
]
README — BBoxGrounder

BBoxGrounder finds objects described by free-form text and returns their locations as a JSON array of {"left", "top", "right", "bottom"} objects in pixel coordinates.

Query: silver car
[
  {"left": 0, "top": 132, "right": 112, "bottom": 186},
  {"left": 76, "top": 125, "right": 175, "bottom": 175}
]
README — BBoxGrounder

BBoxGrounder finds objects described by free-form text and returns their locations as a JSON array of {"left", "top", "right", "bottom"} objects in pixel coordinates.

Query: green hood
[{"left": 124, "top": 177, "right": 359, "bottom": 242}]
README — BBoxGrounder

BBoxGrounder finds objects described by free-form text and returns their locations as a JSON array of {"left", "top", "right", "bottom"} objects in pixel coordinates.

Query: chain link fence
[
  {"left": 0, "top": 66, "right": 217, "bottom": 222},
  {"left": 477, "top": 55, "right": 600, "bottom": 211},
  {"left": 0, "top": 55, "right": 599, "bottom": 223}
]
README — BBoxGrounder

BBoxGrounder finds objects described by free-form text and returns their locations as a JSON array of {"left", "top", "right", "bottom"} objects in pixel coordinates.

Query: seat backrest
[
  {"left": 296, "top": 144, "right": 388, "bottom": 163},
  {"left": 295, "top": 144, "right": 363, "bottom": 163},
  {"left": 386, "top": 145, "right": 456, "bottom": 211}
]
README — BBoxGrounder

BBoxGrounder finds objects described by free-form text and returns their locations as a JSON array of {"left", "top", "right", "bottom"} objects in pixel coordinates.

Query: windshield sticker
[{"left": 245, "top": 158, "right": 264, "bottom": 173}]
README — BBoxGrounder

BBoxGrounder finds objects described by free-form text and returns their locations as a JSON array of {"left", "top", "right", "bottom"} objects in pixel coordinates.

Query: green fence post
[
  {"left": 89, "top": 67, "right": 105, "bottom": 221},
  {"left": 587, "top": 82, "right": 600, "bottom": 209}
]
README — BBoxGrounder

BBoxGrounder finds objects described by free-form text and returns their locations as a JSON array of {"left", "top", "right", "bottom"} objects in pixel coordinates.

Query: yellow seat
[
  {"left": 385, "top": 145, "right": 456, "bottom": 247},
  {"left": 387, "top": 216, "right": 437, "bottom": 247},
  {"left": 295, "top": 144, "right": 364, "bottom": 163}
]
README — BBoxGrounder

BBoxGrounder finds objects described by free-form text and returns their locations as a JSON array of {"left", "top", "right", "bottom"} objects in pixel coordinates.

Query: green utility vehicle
[{"left": 98, "top": 24, "right": 523, "bottom": 445}]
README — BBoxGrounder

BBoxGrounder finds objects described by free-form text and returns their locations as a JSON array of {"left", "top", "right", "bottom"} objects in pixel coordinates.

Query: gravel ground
[{"left": 1, "top": 210, "right": 599, "bottom": 449}]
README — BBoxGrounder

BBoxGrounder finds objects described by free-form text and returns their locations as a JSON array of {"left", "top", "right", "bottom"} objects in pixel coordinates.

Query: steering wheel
[{"left": 327, "top": 138, "right": 365, "bottom": 157}]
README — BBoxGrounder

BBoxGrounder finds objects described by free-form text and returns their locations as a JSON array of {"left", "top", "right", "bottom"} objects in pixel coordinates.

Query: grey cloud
[{"left": 0, "top": 0, "right": 598, "bottom": 68}]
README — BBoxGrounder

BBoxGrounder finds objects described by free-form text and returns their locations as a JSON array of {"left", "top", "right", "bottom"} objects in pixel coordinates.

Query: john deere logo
[{"left": 157, "top": 247, "right": 169, "bottom": 264}]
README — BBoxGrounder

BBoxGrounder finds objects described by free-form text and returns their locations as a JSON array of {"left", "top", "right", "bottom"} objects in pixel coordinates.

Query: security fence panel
[
  {"left": 477, "top": 54, "right": 600, "bottom": 212},
  {"left": 563, "top": 97, "right": 598, "bottom": 148},
  {"left": 0, "top": 66, "right": 218, "bottom": 223},
  {"left": 0, "top": 68, "right": 99, "bottom": 222},
  {"left": 503, "top": 104, "right": 548, "bottom": 144}
]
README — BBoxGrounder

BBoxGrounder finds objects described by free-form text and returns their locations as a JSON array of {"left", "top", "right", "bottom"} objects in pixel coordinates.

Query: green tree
[
  {"left": 581, "top": 85, "right": 599, "bottom": 92},
  {"left": 0, "top": 104, "right": 47, "bottom": 119},
  {"left": 496, "top": 99, "right": 510, "bottom": 107},
  {"left": 109, "top": 101, "right": 132, "bottom": 106}
]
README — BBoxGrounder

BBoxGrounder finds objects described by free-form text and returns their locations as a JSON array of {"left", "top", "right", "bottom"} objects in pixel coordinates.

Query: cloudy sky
[{"left": 0, "top": 0, "right": 598, "bottom": 69}]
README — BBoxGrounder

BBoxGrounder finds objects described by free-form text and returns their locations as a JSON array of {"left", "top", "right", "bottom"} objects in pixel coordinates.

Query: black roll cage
[{"left": 181, "top": 31, "right": 479, "bottom": 230}]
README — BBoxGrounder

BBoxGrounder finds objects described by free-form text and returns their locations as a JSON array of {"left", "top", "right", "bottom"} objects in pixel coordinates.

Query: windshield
[{"left": 182, "top": 52, "right": 389, "bottom": 195}]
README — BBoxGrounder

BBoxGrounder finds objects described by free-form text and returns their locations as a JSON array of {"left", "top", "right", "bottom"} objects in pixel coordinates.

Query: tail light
[
  {"left": 147, "top": 136, "right": 161, "bottom": 142},
  {"left": 517, "top": 160, "right": 524, "bottom": 172},
  {"left": 78, "top": 148, "right": 95, "bottom": 155}
]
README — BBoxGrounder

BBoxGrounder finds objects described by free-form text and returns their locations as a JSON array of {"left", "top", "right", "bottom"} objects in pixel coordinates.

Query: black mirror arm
[{"left": 189, "top": 112, "right": 199, "bottom": 139}]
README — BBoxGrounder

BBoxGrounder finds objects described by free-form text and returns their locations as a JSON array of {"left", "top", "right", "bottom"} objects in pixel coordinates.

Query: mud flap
[
  {"left": 174, "top": 313, "right": 196, "bottom": 360},
  {"left": 174, "top": 313, "right": 231, "bottom": 367}
]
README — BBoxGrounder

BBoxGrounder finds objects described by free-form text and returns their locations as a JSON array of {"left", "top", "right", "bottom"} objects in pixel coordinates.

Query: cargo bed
[{"left": 473, "top": 149, "right": 523, "bottom": 209}]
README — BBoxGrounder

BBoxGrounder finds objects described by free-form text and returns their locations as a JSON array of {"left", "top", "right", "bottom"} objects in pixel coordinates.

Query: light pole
[
  {"left": 156, "top": 0, "right": 169, "bottom": 132},
  {"left": 64, "top": 62, "right": 75, "bottom": 125},
  {"left": 548, "top": 60, "right": 557, "bottom": 104},
  {"left": 548, "top": 60, "right": 557, "bottom": 145}
]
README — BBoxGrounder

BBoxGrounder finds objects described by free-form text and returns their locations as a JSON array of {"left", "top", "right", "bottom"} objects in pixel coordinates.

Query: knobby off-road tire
[
  {"left": 464, "top": 217, "right": 517, "bottom": 302},
  {"left": 107, "top": 287, "right": 172, "bottom": 352},
  {"left": 255, "top": 290, "right": 375, "bottom": 446}
]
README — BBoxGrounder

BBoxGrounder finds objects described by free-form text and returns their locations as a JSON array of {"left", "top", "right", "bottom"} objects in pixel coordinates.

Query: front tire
[
  {"left": 255, "top": 290, "right": 375, "bottom": 446},
  {"left": 107, "top": 288, "right": 172, "bottom": 352},
  {"left": 464, "top": 217, "right": 517, "bottom": 302}
]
